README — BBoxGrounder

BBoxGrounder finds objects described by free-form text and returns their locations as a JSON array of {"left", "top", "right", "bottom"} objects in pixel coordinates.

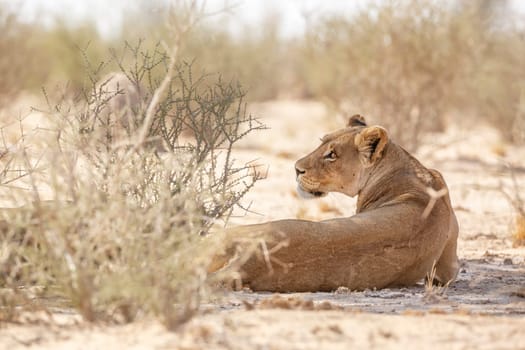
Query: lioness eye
[{"left": 324, "top": 150, "right": 337, "bottom": 161}]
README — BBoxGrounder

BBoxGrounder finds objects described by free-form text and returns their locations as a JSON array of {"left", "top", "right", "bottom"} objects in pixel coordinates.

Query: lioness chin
[{"left": 210, "top": 115, "right": 459, "bottom": 292}]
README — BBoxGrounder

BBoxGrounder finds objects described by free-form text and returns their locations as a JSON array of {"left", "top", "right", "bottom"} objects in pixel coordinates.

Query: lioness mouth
[{"left": 311, "top": 191, "right": 326, "bottom": 197}]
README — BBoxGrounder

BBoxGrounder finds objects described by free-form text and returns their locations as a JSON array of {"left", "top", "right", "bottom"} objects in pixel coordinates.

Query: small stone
[{"left": 503, "top": 258, "right": 513, "bottom": 265}]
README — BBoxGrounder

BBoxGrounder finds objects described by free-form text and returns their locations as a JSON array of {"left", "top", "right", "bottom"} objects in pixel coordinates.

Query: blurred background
[{"left": 1, "top": 0, "right": 524, "bottom": 149}]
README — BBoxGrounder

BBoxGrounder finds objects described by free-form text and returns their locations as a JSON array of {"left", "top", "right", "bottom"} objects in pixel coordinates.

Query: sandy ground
[{"left": 1, "top": 100, "right": 525, "bottom": 349}]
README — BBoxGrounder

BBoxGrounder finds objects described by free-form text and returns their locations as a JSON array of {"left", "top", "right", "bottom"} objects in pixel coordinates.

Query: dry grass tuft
[
  {"left": 499, "top": 165, "right": 525, "bottom": 247},
  {"left": 424, "top": 263, "right": 450, "bottom": 303},
  {"left": 513, "top": 215, "right": 525, "bottom": 247}
]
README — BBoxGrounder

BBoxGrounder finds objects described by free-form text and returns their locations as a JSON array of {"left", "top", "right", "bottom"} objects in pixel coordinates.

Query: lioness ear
[
  {"left": 347, "top": 114, "right": 367, "bottom": 127},
  {"left": 354, "top": 126, "right": 389, "bottom": 167}
]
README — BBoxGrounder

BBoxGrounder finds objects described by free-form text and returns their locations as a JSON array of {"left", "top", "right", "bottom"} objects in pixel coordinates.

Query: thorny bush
[{"left": 0, "top": 42, "right": 265, "bottom": 329}]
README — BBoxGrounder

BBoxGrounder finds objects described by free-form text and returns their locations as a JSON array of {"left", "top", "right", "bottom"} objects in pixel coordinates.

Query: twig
[{"left": 422, "top": 186, "right": 448, "bottom": 219}]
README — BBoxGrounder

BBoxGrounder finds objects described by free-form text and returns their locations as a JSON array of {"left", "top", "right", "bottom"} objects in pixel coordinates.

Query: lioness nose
[{"left": 295, "top": 166, "right": 305, "bottom": 177}]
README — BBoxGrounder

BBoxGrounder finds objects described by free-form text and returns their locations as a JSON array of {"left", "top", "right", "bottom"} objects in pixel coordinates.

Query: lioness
[{"left": 211, "top": 115, "right": 459, "bottom": 292}]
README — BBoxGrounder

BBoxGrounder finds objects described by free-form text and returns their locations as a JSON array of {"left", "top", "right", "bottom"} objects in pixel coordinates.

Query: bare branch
[{"left": 421, "top": 186, "right": 448, "bottom": 219}]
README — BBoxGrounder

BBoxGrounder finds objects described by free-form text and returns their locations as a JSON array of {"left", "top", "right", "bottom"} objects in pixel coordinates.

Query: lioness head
[{"left": 294, "top": 115, "right": 389, "bottom": 198}]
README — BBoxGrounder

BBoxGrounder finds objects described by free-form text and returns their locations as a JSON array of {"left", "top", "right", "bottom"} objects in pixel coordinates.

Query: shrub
[
  {"left": 0, "top": 40, "right": 264, "bottom": 328},
  {"left": 119, "top": 4, "right": 288, "bottom": 102},
  {"left": 500, "top": 168, "right": 525, "bottom": 247},
  {"left": 515, "top": 215, "right": 525, "bottom": 247},
  {"left": 0, "top": 9, "right": 48, "bottom": 107},
  {"left": 301, "top": 1, "right": 465, "bottom": 150},
  {"left": 471, "top": 30, "right": 525, "bottom": 144},
  {"left": 300, "top": 0, "right": 525, "bottom": 149}
]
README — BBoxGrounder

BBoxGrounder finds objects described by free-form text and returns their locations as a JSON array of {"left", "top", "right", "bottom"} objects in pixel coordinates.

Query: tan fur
[{"left": 211, "top": 117, "right": 459, "bottom": 292}]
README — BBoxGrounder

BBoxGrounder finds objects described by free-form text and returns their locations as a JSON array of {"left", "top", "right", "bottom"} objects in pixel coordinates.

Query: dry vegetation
[
  {"left": 2, "top": 1, "right": 523, "bottom": 148},
  {"left": 500, "top": 168, "right": 525, "bottom": 247},
  {"left": 301, "top": 0, "right": 525, "bottom": 150},
  {"left": 0, "top": 2, "right": 266, "bottom": 329},
  {"left": 0, "top": 0, "right": 524, "bottom": 335}
]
